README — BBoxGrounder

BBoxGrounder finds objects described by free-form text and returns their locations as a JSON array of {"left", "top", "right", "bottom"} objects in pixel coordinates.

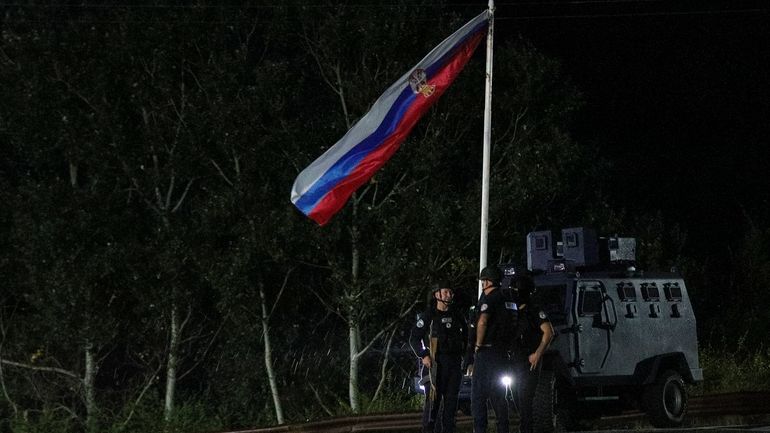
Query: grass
[
  {"left": 693, "top": 343, "right": 770, "bottom": 395},
  {"left": 5, "top": 347, "right": 770, "bottom": 433}
]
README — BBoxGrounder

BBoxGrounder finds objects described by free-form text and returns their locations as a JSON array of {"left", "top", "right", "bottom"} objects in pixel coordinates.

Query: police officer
[
  {"left": 467, "top": 266, "right": 510, "bottom": 433},
  {"left": 409, "top": 280, "right": 468, "bottom": 433},
  {"left": 511, "top": 274, "right": 554, "bottom": 433}
]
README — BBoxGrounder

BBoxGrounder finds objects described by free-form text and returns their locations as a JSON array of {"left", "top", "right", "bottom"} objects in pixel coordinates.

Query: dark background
[
  {"left": 2, "top": 2, "right": 769, "bottom": 431},
  {"left": 492, "top": 0, "right": 770, "bottom": 257}
]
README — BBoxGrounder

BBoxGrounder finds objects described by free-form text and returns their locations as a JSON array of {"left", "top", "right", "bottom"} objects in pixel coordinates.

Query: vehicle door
[{"left": 572, "top": 280, "right": 617, "bottom": 374}]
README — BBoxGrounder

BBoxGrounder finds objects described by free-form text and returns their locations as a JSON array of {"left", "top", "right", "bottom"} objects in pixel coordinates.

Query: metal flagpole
[{"left": 478, "top": 0, "right": 495, "bottom": 299}]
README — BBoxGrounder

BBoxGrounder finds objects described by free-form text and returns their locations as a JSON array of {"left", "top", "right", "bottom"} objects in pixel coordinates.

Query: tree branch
[
  {"left": 268, "top": 268, "right": 294, "bottom": 320},
  {"left": 0, "top": 359, "right": 80, "bottom": 381},
  {"left": 357, "top": 296, "right": 418, "bottom": 358},
  {"left": 369, "top": 325, "right": 397, "bottom": 406},
  {"left": 308, "top": 382, "right": 335, "bottom": 417},
  {"left": 178, "top": 322, "right": 223, "bottom": 382},
  {"left": 165, "top": 174, "right": 175, "bottom": 211},
  {"left": 308, "top": 286, "right": 345, "bottom": 322},
  {"left": 0, "top": 319, "right": 18, "bottom": 417},
  {"left": 120, "top": 362, "right": 163, "bottom": 429},
  {"left": 178, "top": 305, "right": 193, "bottom": 338},
  {"left": 210, "top": 159, "right": 234, "bottom": 187},
  {"left": 302, "top": 30, "right": 341, "bottom": 98},
  {"left": 333, "top": 63, "right": 352, "bottom": 129},
  {"left": 171, "top": 179, "right": 195, "bottom": 213},
  {"left": 295, "top": 260, "right": 332, "bottom": 271},
  {"left": 372, "top": 172, "right": 409, "bottom": 210}
]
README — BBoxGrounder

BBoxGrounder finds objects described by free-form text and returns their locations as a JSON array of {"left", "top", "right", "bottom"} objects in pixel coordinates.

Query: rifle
[{"left": 429, "top": 320, "right": 438, "bottom": 401}]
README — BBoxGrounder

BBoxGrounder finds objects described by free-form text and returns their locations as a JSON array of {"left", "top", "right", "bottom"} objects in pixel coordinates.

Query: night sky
[{"left": 489, "top": 0, "right": 770, "bottom": 256}]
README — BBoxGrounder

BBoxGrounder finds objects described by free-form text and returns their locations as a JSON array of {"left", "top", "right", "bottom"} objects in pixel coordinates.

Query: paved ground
[
  {"left": 448, "top": 414, "right": 770, "bottom": 433},
  {"left": 575, "top": 425, "right": 770, "bottom": 433},
  {"left": 450, "top": 427, "right": 770, "bottom": 433}
]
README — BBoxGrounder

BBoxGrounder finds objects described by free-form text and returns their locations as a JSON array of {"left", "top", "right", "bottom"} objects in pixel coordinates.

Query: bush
[
  {"left": 114, "top": 401, "right": 224, "bottom": 433},
  {"left": 8, "top": 408, "right": 75, "bottom": 433},
  {"left": 695, "top": 342, "right": 770, "bottom": 395},
  {"left": 362, "top": 389, "right": 423, "bottom": 414}
]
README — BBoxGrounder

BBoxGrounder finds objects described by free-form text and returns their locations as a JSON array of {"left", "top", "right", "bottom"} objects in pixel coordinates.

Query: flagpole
[{"left": 479, "top": 0, "right": 495, "bottom": 299}]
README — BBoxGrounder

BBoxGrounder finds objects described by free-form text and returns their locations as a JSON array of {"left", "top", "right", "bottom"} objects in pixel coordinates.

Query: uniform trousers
[
  {"left": 471, "top": 348, "right": 509, "bottom": 433},
  {"left": 512, "top": 361, "right": 537, "bottom": 433},
  {"left": 422, "top": 353, "right": 463, "bottom": 433}
]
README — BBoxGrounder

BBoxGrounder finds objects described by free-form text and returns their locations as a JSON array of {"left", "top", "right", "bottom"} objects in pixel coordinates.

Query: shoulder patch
[
  {"left": 416, "top": 319, "right": 424, "bottom": 328},
  {"left": 539, "top": 311, "right": 547, "bottom": 320},
  {"left": 480, "top": 303, "right": 488, "bottom": 312}
]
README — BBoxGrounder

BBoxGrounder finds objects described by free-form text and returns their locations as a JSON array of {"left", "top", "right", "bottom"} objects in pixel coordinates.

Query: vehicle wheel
[
  {"left": 642, "top": 369, "right": 687, "bottom": 427},
  {"left": 532, "top": 369, "right": 573, "bottom": 433}
]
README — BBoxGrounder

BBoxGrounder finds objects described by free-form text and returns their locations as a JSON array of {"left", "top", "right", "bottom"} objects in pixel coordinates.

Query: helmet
[
  {"left": 478, "top": 266, "right": 502, "bottom": 284},
  {"left": 514, "top": 273, "right": 534, "bottom": 304},
  {"left": 432, "top": 280, "right": 452, "bottom": 293},
  {"left": 429, "top": 280, "right": 454, "bottom": 307}
]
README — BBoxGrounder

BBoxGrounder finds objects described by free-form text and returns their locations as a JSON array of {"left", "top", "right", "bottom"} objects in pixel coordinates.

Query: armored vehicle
[
  {"left": 516, "top": 227, "right": 703, "bottom": 431},
  {"left": 412, "top": 227, "right": 703, "bottom": 432}
]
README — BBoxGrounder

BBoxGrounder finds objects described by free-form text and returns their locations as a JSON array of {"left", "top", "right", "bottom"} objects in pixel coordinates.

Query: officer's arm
[
  {"left": 528, "top": 320, "right": 554, "bottom": 370},
  {"left": 535, "top": 321, "right": 554, "bottom": 356},
  {"left": 475, "top": 312, "right": 489, "bottom": 349}
]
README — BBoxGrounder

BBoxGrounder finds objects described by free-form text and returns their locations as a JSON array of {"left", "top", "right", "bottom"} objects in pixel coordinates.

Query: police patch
[
  {"left": 480, "top": 304, "right": 488, "bottom": 312},
  {"left": 417, "top": 319, "right": 424, "bottom": 328},
  {"left": 539, "top": 311, "right": 547, "bottom": 320}
]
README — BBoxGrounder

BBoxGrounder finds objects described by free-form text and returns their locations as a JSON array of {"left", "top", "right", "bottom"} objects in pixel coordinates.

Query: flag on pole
[{"left": 291, "top": 11, "right": 490, "bottom": 226}]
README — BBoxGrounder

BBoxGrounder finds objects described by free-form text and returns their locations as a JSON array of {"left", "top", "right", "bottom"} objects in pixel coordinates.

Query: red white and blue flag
[{"left": 291, "top": 11, "right": 490, "bottom": 226}]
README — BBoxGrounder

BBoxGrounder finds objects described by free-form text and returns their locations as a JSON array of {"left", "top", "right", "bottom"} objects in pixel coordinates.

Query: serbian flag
[{"left": 291, "top": 10, "right": 490, "bottom": 226}]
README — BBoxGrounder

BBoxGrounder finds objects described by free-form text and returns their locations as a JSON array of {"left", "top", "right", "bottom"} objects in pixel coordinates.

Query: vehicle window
[
  {"left": 578, "top": 289, "right": 603, "bottom": 316},
  {"left": 664, "top": 282, "right": 683, "bottom": 301},
  {"left": 616, "top": 282, "right": 637, "bottom": 302},
  {"left": 532, "top": 284, "right": 567, "bottom": 325},
  {"left": 641, "top": 283, "right": 660, "bottom": 301}
]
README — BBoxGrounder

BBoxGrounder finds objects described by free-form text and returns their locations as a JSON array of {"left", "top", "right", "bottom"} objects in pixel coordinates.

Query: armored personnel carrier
[
  {"left": 412, "top": 227, "right": 703, "bottom": 432},
  {"left": 515, "top": 227, "right": 702, "bottom": 431}
]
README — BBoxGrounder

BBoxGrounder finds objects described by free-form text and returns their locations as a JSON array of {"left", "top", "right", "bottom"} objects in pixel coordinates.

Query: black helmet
[
  {"left": 478, "top": 266, "right": 502, "bottom": 284},
  {"left": 432, "top": 280, "right": 452, "bottom": 293},
  {"left": 514, "top": 273, "right": 534, "bottom": 304},
  {"left": 428, "top": 280, "right": 454, "bottom": 307}
]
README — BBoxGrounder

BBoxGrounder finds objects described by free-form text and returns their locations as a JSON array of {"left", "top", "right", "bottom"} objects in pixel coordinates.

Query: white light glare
[
  {"left": 500, "top": 375, "right": 513, "bottom": 387},
  {"left": 419, "top": 384, "right": 426, "bottom": 391}
]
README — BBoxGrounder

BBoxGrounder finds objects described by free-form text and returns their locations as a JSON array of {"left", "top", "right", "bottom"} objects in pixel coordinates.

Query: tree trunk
[
  {"left": 259, "top": 282, "right": 284, "bottom": 424},
  {"left": 371, "top": 327, "right": 397, "bottom": 405},
  {"left": 164, "top": 301, "right": 180, "bottom": 423},
  {"left": 84, "top": 339, "right": 97, "bottom": 433},
  {"left": 348, "top": 196, "right": 362, "bottom": 413},
  {"left": 348, "top": 319, "right": 361, "bottom": 413},
  {"left": 71, "top": 161, "right": 98, "bottom": 431}
]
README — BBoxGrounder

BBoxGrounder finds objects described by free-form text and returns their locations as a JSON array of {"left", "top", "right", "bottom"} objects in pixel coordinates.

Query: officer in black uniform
[
  {"left": 511, "top": 274, "right": 554, "bottom": 433},
  {"left": 409, "top": 280, "right": 468, "bottom": 433},
  {"left": 467, "top": 266, "right": 510, "bottom": 433}
]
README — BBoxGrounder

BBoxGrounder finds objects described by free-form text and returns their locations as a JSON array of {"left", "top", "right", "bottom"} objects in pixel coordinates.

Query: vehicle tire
[
  {"left": 532, "top": 369, "right": 573, "bottom": 433},
  {"left": 642, "top": 369, "right": 687, "bottom": 427}
]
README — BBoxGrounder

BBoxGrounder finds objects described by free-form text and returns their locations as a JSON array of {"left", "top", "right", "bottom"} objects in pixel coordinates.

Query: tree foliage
[{"left": 1, "top": 1, "right": 765, "bottom": 432}]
